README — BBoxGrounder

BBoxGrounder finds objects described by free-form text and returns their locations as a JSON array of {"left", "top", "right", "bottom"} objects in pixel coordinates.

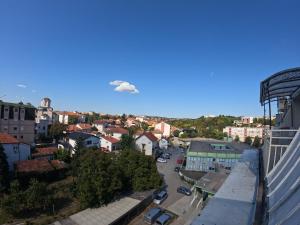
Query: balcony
[{"left": 262, "top": 128, "right": 298, "bottom": 175}]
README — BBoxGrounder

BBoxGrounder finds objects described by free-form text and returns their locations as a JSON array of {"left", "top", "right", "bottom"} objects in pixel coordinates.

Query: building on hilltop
[{"left": 0, "top": 100, "right": 35, "bottom": 145}]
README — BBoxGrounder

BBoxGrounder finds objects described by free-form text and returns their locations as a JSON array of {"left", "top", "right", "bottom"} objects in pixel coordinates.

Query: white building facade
[
  {"left": 154, "top": 122, "right": 171, "bottom": 137},
  {"left": 223, "top": 126, "right": 263, "bottom": 142},
  {"left": 0, "top": 133, "right": 31, "bottom": 171}
]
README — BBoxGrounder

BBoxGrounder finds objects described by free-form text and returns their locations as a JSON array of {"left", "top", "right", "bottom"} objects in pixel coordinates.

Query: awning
[{"left": 260, "top": 67, "right": 300, "bottom": 105}]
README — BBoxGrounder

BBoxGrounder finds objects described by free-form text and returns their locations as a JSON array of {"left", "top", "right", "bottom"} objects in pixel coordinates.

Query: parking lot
[{"left": 129, "top": 147, "right": 195, "bottom": 225}]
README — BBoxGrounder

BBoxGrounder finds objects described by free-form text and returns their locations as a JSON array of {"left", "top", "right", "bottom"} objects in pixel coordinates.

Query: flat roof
[
  {"left": 69, "top": 197, "right": 141, "bottom": 225},
  {"left": 191, "top": 150, "right": 259, "bottom": 225},
  {"left": 195, "top": 172, "right": 228, "bottom": 194},
  {"left": 188, "top": 140, "right": 245, "bottom": 154}
]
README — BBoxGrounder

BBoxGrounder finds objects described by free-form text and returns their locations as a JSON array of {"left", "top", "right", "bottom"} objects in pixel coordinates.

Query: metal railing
[{"left": 263, "top": 128, "right": 298, "bottom": 175}]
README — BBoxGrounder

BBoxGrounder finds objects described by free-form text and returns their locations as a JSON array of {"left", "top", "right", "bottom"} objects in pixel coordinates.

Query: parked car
[
  {"left": 154, "top": 191, "right": 168, "bottom": 204},
  {"left": 156, "top": 213, "right": 172, "bottom": 225},
  {"left": 157, "top": 158, "right": 167, "bottom": 163},
  {"left": 174, "top": 166, "right": 180, "bottom": 172},
  {"left": 162, "top": 153, "right": 170, "bottom": 159},
  {"left": 177, "top": 186, "right": 192, "bottom": 196},
  {"left": 144, "top": 207, "right": 162, "bottom": 224}
]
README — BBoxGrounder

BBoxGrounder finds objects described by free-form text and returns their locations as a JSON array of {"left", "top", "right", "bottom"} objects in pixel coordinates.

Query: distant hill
[{"left": 169, "top": 115, "right": 240, "bottom": 140}]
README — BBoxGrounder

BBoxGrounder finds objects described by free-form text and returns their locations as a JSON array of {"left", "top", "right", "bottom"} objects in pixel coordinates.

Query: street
[{"left": 129, "top": 146, "right": 196, "bottom": 225}]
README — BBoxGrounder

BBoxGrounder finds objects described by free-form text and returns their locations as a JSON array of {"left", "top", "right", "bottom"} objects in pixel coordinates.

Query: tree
[
  {"left": 1, "top": 180, "right": 24, "bottom": 215},
  {"left": 91, "top": 126, "right": 98, "bottom": 132},
  {"left": 54, "top": 149, "right": 71, "bottom": 163},
  {"left": 245, "top": 136, "right": 252, "bottom": 145},
  {"left": 234, "top": 135, "right": 240, "bottom": 142},
  {"left": 120, "top": 134, "right": 134, "bottom": 150},
  {"left": 0, "top": 143, "right": 9, "bottom": 192},
  {"left": 140, "top": 122, "right": 149, "bottom": 131},
  {"left": 68, "top": 116, "right": 78, "bottom": 124},
  {"left": 49, "top": 123, "right": 66, "bottom": 142},
  {"left": 173, "top": 130, "right": 180, "bottom": 137},
  {"left": 252, "top": 136, "right": 261, "bottom": 148},
  {"left": 24, "top": 179, "right": 52, "bottom": 210},
  {"left": 180, "top": 132, "right": 188, "bottom": 138}
]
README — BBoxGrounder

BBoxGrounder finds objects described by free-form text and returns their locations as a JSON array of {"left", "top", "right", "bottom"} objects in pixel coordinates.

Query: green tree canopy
[
  {"left": 49, "top": 122, "right": 67, "bottom": 142},
  {"left": 245, "top": 136, "right": 252, "bottom": 145},
  {"left": 252, "top": 136, "right": 261, "bottom": 148}
]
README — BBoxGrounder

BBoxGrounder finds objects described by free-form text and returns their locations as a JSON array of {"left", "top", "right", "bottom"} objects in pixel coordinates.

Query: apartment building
[
  {"left": 260, "top": 67, "right": 300, "bottom": 225},
  {"left": 36, "top": 97, "right": 54, "bottom": 137},
  {"left": 0, "top": 100, "right": 35, "bottom": 145},
  {"left": 223, "top": 126, "right": 263, "bottom": 142}
]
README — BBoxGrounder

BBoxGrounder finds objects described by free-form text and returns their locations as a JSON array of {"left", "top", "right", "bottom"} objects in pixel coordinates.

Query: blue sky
[{"left": 0, "top": 0, "right": 299, "bottom": 118}]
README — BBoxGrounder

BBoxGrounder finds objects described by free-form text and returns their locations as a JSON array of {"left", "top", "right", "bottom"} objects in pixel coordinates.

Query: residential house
[
  {"left": 0, "top": 133, "right": 31, "bottom": 171},
  {"left": 135, "top": 132, "right": 158, "bottom": 156},
  {"left": 0, "top": 100, "right": 36, "bottom": 145},
  {"left": 67, "top": 123, "right": 92, "bottom": 132},
  {"left": 100, "top": 136, "right": 120, "bottom": 152},
  {"left": 67, "top": 132, "right": 100, "bottom": 154},
  {"left": 32, "top": 147, "right": 58, "bottom": 160},
  {"left": 57, "top": 111, "right": 86, "bottom": 124},
  {"left": 92, "top": 120, "right": 109, "bottom": 133},
  {"left": 105, "top": 127, "right": 129, "bottom": 140},
  {"left": 154, "top": 122, "right": 171, "bottom": 137}
]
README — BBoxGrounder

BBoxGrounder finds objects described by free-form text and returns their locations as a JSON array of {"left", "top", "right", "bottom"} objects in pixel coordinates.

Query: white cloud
[
  {"left": 109, "top": 80, "right": 139, "bottom": 94},
  {"left": 17, "top": 84, "right": 27, "bottom": 88}
]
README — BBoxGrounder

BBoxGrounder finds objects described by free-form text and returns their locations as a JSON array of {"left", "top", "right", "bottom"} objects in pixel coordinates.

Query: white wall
[
  {"left": 155, "top": 122, "right": 171, "bottom": 137},
  {"left": 3, "top": 143, "right": 31, "bottom": 171},
  {"left": 69, "top": 136, "right": 100, "bottom": 154},
  {"left": 135, "top": 135, "right": 153, "bottom": 156},
  {"left": 101, "top": 138, "right": 113, "bottom": 152}
]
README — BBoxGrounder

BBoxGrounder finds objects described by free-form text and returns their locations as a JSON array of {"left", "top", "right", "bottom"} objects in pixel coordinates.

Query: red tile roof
[
  {"left": 32, "top": 147, "right": 58, "bottom": 157},
  {"left": 67, "top": 124, "right": 80, "bottom": 132},
  {"left": 106, "top": 127, "right": 129, "bottom": 135},
  {"left": 93, "top": 120, "right": 108, "bottom": 125},
  {"left": 77, "top": 123, "right": 92, "bottom": 129},
  {"left": 143, "top": 132, "right": 158, "bottom": 142},
  {"left": 102, "top": 136, "right": 120, "bottom": 144},
  {"left": 0, "top": 133, "right": 19, "bottom": 144},
  {"left": 16, "top": 159, "right": 54, "bottom": 173},
  {"left": 15, "top": 159, "right": 66, "bottom": 173}
]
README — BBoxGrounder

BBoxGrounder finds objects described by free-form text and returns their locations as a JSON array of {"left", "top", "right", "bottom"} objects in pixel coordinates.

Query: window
[
  {"left": 14, "top": 108, "right": 18, "bottom": 112},
  {"left": 86, "top": 140, "right": 92, "bottom": 145},
  {"left": 13, "top": 127, "right": 18, "bottom": 131},
  {"left": 13, "top": 145, "right": 19, "bottom": 153},
  {"left": 20, "top": 136, "right": 23, "bottom": 139},
  {"left": 14, "top": 135, "right": 17, "bottom": 139}
]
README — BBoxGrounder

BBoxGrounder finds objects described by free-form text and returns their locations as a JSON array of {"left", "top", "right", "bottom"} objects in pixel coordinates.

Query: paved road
[
  {"left": 157, "top": 147, "right": 190, "bottom": 208},
  {"left": 129, "top": 147, "right": 191, "bottom": 225}
]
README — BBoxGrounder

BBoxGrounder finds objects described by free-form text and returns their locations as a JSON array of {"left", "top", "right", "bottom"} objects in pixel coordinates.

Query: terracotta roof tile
[
  {"left": 142, "top": 132, "right": 158, "bottom": 142},
  {"left": 102, "top": 136, "right": 120, "bottom": 144},
  {"left": 106, "top": 127, "right": 129, "bottom": 135},
  {"left": 0, "top": 133, "right": 19, "bottom": 144},
  {"left": 32, "top": 147, "right": 58, "bottom": 157},
  {"left": 16, "top": 159, "right": 66, "bottom": 173}
]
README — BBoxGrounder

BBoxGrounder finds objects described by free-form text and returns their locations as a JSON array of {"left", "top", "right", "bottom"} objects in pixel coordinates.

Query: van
[
  {"left": 156, "top": 213, "right": 172, "bottom": 225},
  {"left": 144, "top": 207, "right": 162, "bottom": 224},
  {"left": 153, "top": 191, "right": 168, "bottom": 205}
]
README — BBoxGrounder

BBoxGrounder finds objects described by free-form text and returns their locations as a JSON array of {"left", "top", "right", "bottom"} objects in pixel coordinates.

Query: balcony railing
[{"left": 263, "top": 128, "right": 298, "bottom": 175}]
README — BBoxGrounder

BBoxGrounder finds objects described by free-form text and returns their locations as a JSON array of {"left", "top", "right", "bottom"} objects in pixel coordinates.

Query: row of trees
[
  {"left": 73, "top": 139, "right": 162, "bottom": 208},
  {"left": 233, "top": 135, "right": 261, "bottom": 147},
  {"left": 1, "top": 179, "right": 53, "bottom": 216}
]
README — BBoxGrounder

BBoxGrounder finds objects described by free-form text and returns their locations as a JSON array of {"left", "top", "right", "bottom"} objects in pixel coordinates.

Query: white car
[{"left": 157, "top": 157, "right": 167, "bottom": 163}]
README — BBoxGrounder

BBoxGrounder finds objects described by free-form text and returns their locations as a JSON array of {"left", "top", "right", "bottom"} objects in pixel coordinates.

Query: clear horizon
[{"left": 0, "top": 1, "right": 299, "bottom": 118}]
